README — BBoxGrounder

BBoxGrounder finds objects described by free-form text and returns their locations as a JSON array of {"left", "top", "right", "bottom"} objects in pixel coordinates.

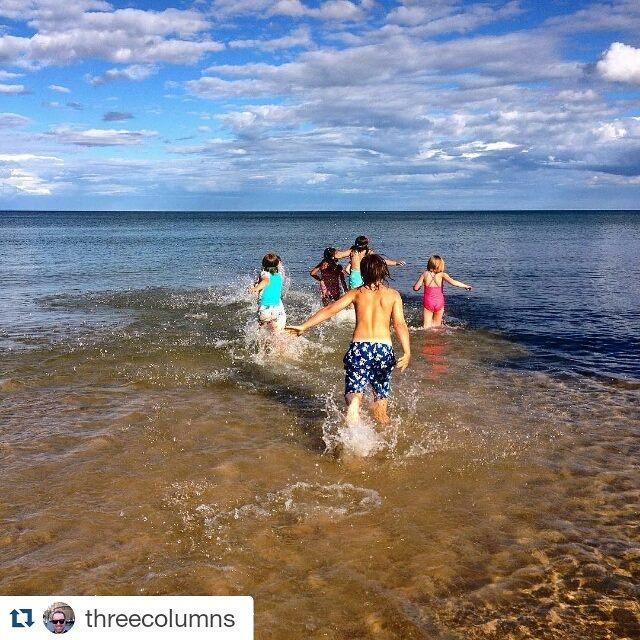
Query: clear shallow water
[{"left": 1, "top": 211, "right": 639, "bottom": 639}]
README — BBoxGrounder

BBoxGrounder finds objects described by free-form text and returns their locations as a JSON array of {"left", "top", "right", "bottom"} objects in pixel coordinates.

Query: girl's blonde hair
[{"left": 427, "top": 255, "right": 445, "bottom": 273}]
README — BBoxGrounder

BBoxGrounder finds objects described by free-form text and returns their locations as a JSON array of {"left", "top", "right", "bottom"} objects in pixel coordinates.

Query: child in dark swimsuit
[
  {"left": 412, "top": 255, "right": 472, "bottom": 329},
  {"left": 310, "top": 248, "right": 348, "bottom": 306}
]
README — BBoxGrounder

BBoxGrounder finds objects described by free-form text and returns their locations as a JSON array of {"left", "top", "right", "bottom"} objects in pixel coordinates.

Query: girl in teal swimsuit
[{"left": 249, "top": 253, "right": 287, "bottom": 331}]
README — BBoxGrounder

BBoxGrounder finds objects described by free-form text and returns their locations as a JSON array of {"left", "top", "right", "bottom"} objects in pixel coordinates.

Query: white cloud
[
  {"left": 597, "top": 42, "right": 640, "bottom": 84},
  {"left": 87, "top": 64, "right": 158, "bottom": 86},
  {"left": 0, "top": 82, "right": 27, "bottom": 93},
  {"left": 49, "top": 125, "right": 158, "bottom": 146},
  {"left": 212, "top": 0, "right": 365, "bottom": 20},
  {"left": 230, "top": 26, "right": 312, "bottom": 51},
  {"left": 0, "top": 112, "right": 31, "bottom": 127},
  {"left": 48, "top": 83, "right": 70, "bottom": 92},
  {"left": 306, "top": 172, "right": 331, "bottom": 184},
  {"left": 387, "top": 0, "right": 521, "bottom": 34},
  {"left": 595, "top": 121, "right": 627, "bottom": 142},
  {"left": 0, "top": 0, "right": 111, "bottom": 22},
  {"left": 0, "top": 153, "right": 62, "bottom": 162},
  {"left": 0, "top": 6, "right": 222, "bottom": 68},
  {"left": 0, "top": 168, "right": 54, "bottom": 194},
  {"left": 0, "top": 69, "right": 23, "bottom": 79}
]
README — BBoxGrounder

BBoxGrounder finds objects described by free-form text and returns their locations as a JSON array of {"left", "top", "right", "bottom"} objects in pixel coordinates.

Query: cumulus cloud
[
  {"left": 0, "top": 153, "right": 62, "bottom": 162},
  {"left": 0, "top": 112, "right": 31, "bottom": 127},
  {"left": 0, "top": 70, "right": 23, "bottom": 79},
  {"left": 212, "top": 0, "right": 366, "bottom": 20},
  {"left": 49, "top": 125, "right": 158, "bottom": 146},
  {"left": 597, "top": 42, "right": 640, "bottom": 84},
  {"left": 0, "top": 168, "right": 55, "bottom": 194},
  {"left": 87, "top": 64, "right": 158, "bottom": 86},
  {"left": 0, "top": 0, "right": 111, "bottom": 22},
  {"left": 0, "top": 82, "right": 28, "bottom": 93},
  {"left": 103, "top": 111, "right": 134, "bottom": 121},
  {"left": 386, "top": 0, "right": 521, "bottom": 35},
  {"left": 49, "top": 83, "right": 70, "bottom": 92},
  {"left": 230, "top": 26, "right": 312, "bottom": 51},
  {"left": 219, "top": 104, "right": 301, "bottom": 137},
  {"left": 0, "top": 7, "right": 222, "bottom": 68}
]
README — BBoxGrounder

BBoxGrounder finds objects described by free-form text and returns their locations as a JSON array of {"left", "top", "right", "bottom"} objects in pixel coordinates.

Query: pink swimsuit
[{"left": 422, "top": 272, "right": 445, "bottom": 312}]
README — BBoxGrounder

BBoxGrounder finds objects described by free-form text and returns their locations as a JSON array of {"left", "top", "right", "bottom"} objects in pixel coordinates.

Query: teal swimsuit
[
  {"left": 349, "top": 269, "right": 364, "bottom": 288},
  {"left": 348, "top": 248, "right": 368, "bottom": 288},
  {"left": 259, "top": 271, "right": 283, "bottom": 306}
]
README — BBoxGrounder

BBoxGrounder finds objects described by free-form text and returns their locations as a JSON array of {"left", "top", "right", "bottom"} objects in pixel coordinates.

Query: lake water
[{"left": 1, "top": 211, "right": 639, "bottom": 639}]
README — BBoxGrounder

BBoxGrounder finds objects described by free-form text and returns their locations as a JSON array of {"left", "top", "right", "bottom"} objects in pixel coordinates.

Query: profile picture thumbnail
[{"left": 43, "top": 603, "right": 75, "bottom": 634}]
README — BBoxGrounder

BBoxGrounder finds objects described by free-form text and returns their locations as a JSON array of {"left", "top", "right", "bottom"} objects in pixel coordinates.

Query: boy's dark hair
[
  {"left": 361, "top": 253, "right": 389, "bottom": 286},
  {"left": 262, "top": 253, "right": 280, "bottom": 274},
  {"left": 352, "top": 235, "right": 369, "bottom": 252}
]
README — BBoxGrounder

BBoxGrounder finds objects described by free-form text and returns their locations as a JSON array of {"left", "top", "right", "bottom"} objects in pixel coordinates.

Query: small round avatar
[{"left": 43, "top": 603, "right": 75, "bottom": 634}]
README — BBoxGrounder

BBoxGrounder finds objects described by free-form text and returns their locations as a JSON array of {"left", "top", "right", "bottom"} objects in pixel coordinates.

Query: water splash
[{"left": 198, "top": 481, "right": 383, "bottom": 544}]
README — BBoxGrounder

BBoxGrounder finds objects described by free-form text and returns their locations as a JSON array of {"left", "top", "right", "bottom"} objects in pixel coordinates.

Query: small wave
[
  {"left": 203, "top": 482, "right": 381, "bottom": 532},
  {"left": 165, "top": 481, "right": 382, "bottom": 552}
]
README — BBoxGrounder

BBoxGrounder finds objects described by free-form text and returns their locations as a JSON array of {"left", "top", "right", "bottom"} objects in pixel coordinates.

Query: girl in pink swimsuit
[{"left": 413, "top": 255, "right": 472, "bottom": 329}]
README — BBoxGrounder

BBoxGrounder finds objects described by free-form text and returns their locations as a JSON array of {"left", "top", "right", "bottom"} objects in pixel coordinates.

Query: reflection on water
[{"left": 1, "top": 284, "right": 638, "bottom": 639}]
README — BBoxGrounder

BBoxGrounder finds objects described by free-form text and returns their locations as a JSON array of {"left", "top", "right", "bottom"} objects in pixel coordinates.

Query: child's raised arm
[
  {"left": 333, "top": 248, "right": 351, "bottom": 260},
  {"left": 309, "top": 263, "right": 323, "bottom": 281},
  {"left": 249, "top": 273, "right": 270, "bottom": 294},
  {"left": 412, "top": 272, "right": 425, "bottom": 291},
  {"left": 442, "top": 273, "right": 472, "bottom": 290}
]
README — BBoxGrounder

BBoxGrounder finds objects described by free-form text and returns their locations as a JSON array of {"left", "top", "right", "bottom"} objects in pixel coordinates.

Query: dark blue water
[{"left": 1, "top": 210, "right": 639, "bottom": 381}]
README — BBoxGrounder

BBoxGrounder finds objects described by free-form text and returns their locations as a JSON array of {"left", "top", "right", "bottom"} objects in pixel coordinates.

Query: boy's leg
[
  {"left": 345, "top": 392, "right": 363, "bottom": 426},
  {"left": 432, "top": 309, "right": 444, "bottom": 327},
  {"left": 423, "top": 308, "right": 433, "bottom": 328},
  {"left": 372, "top": 397, "right": 390, "bottom": 425}
]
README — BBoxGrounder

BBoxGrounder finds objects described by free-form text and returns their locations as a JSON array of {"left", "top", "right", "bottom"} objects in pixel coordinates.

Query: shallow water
[{"left": 1, "top": 211, "right": 639, "bottom": 639}]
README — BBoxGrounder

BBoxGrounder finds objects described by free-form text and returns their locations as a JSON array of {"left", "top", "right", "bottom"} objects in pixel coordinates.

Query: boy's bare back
[{"left": 351, "top": 285, "right": 404, "bottom": 344}]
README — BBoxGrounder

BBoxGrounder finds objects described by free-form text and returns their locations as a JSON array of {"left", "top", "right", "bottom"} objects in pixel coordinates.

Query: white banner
[{"left": 0, "top": 596, "right": 253, "bottom": 639}]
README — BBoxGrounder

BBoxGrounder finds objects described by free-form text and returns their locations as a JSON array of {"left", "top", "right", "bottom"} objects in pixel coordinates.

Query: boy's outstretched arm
[
  {"left": 286, "top": 290, "right": 357, "bottom": 336},
  {"left": 443, "top": 273, "right": 472, "bottom": 290},
  {"left": 412, "top": 272, "right": 425, "bottom": 291},
  {"left": 391, "top": 292, "right": 411, "bottom": 371},
  {"left": 381, "top": 255, "right": 406, "bottom": 267}
]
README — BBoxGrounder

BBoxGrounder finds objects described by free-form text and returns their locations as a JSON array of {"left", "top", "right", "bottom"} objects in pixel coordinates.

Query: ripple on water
[{"left": 165, "top": 480, "right": 382, "bottom": 554}]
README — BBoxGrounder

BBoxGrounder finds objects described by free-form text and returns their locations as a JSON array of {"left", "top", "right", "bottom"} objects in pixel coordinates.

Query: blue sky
[{"left": 1, "top": 0, "right": 639, "bottom": 210}]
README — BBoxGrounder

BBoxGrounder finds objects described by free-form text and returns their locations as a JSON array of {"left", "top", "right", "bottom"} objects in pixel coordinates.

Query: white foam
[
  {"left": 337, "top": 421, "right": 385, "bottom": 457},
  {"left": 197, "top": 482, "right": 382, "bottom": 546}
]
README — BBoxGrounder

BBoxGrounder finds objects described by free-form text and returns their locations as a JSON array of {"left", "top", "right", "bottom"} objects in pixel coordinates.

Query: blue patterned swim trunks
[{"left": 343, "top": 341, "right": 396, "bottom": 399}]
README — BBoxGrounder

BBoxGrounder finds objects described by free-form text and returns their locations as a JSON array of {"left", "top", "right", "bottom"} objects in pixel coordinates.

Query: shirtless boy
[
  {"left": 287, "top": 254, "right": 410, "bottom": 426},
  {"left": 334, "top": 235, "right": 405, "bottom": 289}
]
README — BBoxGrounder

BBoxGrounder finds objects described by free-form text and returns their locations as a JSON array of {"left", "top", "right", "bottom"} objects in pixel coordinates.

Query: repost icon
[{"left": 11, "top": 609, "right": 34, "bottom": 629}]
